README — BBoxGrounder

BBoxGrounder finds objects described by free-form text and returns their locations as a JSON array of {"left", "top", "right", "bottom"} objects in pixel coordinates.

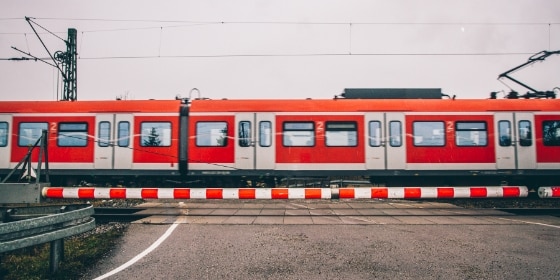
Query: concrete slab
[
  {"left": 223, "top": 216, "right": 257, "bottom": 224},
  {"left": 310, "top": 215, "right": 343, "bottom": 224},
  {"left": 253, "top": 216, "right": 284, "bottom": 224},
  {"left": 283, "top": 216, "right": 313, "bottom": 224}
]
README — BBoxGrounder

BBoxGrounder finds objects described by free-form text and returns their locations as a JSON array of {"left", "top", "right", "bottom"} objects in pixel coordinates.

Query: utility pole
[
  {"left": 10, "top": 18, "right": 78, "bottom": 101},
  {"left": 55, "top": 28, "right": 78, "bottom": 101}
]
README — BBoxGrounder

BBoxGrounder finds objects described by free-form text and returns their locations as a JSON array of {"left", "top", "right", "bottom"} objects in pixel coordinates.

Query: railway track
[
  {"left": 92, "top": 206, "right": 560, "bottom": 223},
  {"left": 92, "top": 207, "right": 150, "bottom": 223}
]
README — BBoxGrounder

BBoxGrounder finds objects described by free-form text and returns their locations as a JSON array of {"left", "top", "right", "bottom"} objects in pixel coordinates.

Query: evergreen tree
[{"left": 144, "top": 127, "right": 161, "bottom": 146}]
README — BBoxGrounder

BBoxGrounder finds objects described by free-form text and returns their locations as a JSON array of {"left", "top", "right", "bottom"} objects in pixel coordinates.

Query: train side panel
[
  {"left": 132, "top": 114, "right": 180, "bottom": 170},
  {"left": 405, "top": 113, "right": 496, "bottom": 170},
  {"left": 275, "top": 114, "right": 365, "bottom": 170},
  {"left": 0, "top": 114, "right": 12, "bottom": 171},
  {"left": 535, "top": 114, "right": 560, "bottom": 168},
  {"left": 188, "top": 114, "right": 235, "bottom": 171},
  {"left": 11, "top": 115, "right": 96, "bottom": 169}
]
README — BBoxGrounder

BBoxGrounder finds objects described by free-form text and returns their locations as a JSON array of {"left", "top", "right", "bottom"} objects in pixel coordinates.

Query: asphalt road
[{"left": 81, "top": 201, "right": 560, "bottom": 280}]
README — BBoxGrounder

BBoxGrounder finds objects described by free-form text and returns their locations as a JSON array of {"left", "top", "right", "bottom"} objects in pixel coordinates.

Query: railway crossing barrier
[
  {"left": 537, "top": 187, "right": 560, "bottom": 198},
  {"left": 42, "top": 186, "right": 529, "bottom": 200}
]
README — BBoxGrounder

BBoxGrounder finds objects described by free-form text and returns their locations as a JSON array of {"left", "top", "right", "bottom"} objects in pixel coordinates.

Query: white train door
[
  {"left": 386, "top": 113, "right": 407, "bottom": 170},
  {"left": 256, "top": 113, "right": 275, "bottom": 170},
  {"left": 495, "top": 112, "right": 536, "bottom": 170},
  {"left": 94, "top": 114, "right": 113, "bottom": 169},
  {"left": 235, "top": 113, "right": 256, "bottom": 170},
  {"left": 0, "top": 115, "right": 12, "bottom": 170},
  {"left": 365, "top": 112, "right": 406, "bottom": 170},
  {"left": 234, "top": 113, "right": 276, "bottom": 170},
  {"left": 365, "top": 113, "right": 385, "bottom": 169},
  {"left": 515, "top": 112, "right": 536, "bottom": 169},
  {"left": 114, "top": 114, "right": 133, "bottom": 169}
]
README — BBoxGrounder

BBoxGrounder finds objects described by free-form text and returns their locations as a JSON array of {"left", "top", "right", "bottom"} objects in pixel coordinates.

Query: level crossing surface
[{"left": 81, "top": 199, "right": 560, "bottom": 280}]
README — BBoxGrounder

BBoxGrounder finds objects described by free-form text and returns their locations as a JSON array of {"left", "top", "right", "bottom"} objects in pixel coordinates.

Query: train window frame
[
  {"left": 325, "top": 121, "right": 358, "bottom": 147},
  {"left": 98, "top": 121, "right": 111, "bottom": 147},
  {"left": 140, "top": 122, "right": 172, "bottom": 147},
  {"left": 389, "top": 121, "right": 402, "bottom": 147},
  {"left": 518, "top": 120, "right": 532, "bottom": 147},
  {"left": 117, "top": 121, "right": 130, "bottom": 147},
  {"left": 58, "top": 122, "right": 89, "bottom": 147},
  {"left": 0, "top": 122, "right": 7, "bottom": 147},
  {"left": 413, "top": 121, "right": 445, "bottom": 147},
  {"left": 18, "top": 122, "right": 48, "bottom": 147},
  {"left": 455, "top": 121, "right": 488, "bottom": 147},
  {"left": 238, "top": 121, "right": 252, "bottom": 147},
  {"left": 196, "top": 121, "right": 228, "bottom": 147},
  {"left": 259, "top": 121, "right": 272, "bottom": 147},
  {"left": 498, "top": 120, "right": 512, "bottom": 147},
  {"left": 368, "top": 121, "right": 381, "bottom": 147},
  {"left": 283, "top": 121, "right": 315, "bottom": 147},
  {"left": 542, "top": 120, "right": 560, "bottom": 146}
]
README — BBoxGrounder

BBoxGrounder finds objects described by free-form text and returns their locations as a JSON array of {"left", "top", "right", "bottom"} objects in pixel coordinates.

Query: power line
[
  {"left": 28, "top": 17, "right": 560, "bottom": 25},
  {"left": 77, "top": 52, "right": 536, "bottom": 60}
]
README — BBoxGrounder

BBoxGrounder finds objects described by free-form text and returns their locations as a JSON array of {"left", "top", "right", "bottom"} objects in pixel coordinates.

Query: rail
[{"left": 0, "top": 204, "right": 95, "bottom": 273}]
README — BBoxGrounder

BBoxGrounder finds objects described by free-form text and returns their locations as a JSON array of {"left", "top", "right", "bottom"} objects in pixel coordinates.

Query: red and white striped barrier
[
  {"left": 538, "top": 187, "right": 560, "bottom": 198},
  {"left": 42, "top": 186, "right": 527, "bottom": 200},
  {"left": 333, "top": 186, "right": 527, "bottom": 199},
  {"left": 42, "top": 187, "right": 331, "bottom": 200}
]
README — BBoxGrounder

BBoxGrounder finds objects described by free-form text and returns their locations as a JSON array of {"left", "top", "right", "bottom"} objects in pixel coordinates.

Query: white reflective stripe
[
  {"left": 95, "top": 188, "right": 112, "bottom": 198},
  {"left": 321, "top": 188, "right": 331, "bottom": 199},
  {"left": 190, "top": 189, "right": 207, "bottom": 199},
  {"left": 126, "top": 188, "right": 142, "bottom": 199},
  {"left": 421, "top": 187, "right": 438, "bottom": 198},
  {"left": 158, "top": 188, "right": 175, "bottom": 199},
  {"left": 485, "top": 187, "right": 502, "bottom": 198},
  {"left": 387, "top": 188, "right": 404, "bottom": 199},
  {"left": 222, "top": 189, "right": 239, "bottom": 199},
  {"left": 289, "top": 188, "right": 305, "bottom": 199},
  {"left": 453, "top": 187, "right": 471, "bottom": 198},
  {"left": 255, "top": 188, "right": 271, "bottom": 199},
  {"left": 64, "top": 188, "right": 79, "bottom": 199},
  {"left": 354, "top": 188, "right": 372, "bottom": 198}
]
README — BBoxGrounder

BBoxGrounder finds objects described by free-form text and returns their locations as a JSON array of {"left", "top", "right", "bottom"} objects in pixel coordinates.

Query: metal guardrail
[{"left": 0, "top": 204, "right": 95, "bottom": 273}]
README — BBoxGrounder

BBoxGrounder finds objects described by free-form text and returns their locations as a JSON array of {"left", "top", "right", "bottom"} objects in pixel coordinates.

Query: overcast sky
[{"left": 1, "top": 0, "right": 559, "bottom": 101}]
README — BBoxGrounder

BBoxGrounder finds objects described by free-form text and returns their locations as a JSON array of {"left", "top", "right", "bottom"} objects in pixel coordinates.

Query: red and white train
[{"left": 0, "top": 92, "right": 559, "bottom": 188}]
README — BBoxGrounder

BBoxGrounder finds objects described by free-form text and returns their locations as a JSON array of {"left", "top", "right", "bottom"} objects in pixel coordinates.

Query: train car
[
  {"left": 186, "top": 98, "right": 560, "bottom": 187},
  {"left": 0, "top": 96, "right": 559, "bottom": 188},
  {"left": 0, "top": 100, "right": 185, "bottom": 185}
]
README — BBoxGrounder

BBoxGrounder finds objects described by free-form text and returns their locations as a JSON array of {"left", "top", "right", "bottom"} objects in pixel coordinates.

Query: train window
[
  {"left": 238, "top": 121, "right": 252, "bottom": 147},
  {"left": 196, "top": 122, "right": 228, "bottom": 147},
  {"left": 389, "top": 121, "right": 402, "bottom": 147},
  {"left": 58, "top": 123, "right": 88, "bottom": 147},
  {"left": 498, "top": 121, "right": 512, "bottom": 147},
  {"left": 117, "top": 121, "right": 130, "bottom": 147},
  {"left": 325, "top": 121, "right": 357, "bottom": 147},
  {"left": 141, "top": 122, "right": 172, "bottom": 147},
  {"left": 98, "top": 122, "right": 111, "bottom": 147},
  {"left": 413, "top": 121, "right": 445, "bottom": 146},
  {"left": 0, "top": 122, "right": 7, "bottom": 147},
  {"left": 259, "top": 121, "right": 272, "bottom": 147},
  {"left": 283, "top": 122, "right": 314, "bottom": 147},
  {"left": 18, "top": 122, "right": 48, "bottom": 146},
  {"left": 518, "top": 120, "right": 532, "bottom": 147},
  {"left": 542, "top": 120, "right": 560, "bottom": 146},
  {"left": 368, "top": 121, "right": 381, "bottom": 147},
  {"left": 455, "top": 122, "right": 487, "bottom": 146}
]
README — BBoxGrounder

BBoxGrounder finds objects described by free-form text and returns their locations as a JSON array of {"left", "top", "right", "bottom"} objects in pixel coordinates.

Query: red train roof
[
  {"left": 0, "top": 100, "right": 182, "bottom": 113},
  {"left": 189, "top": 99, "right": 560, "bottom": 112}
]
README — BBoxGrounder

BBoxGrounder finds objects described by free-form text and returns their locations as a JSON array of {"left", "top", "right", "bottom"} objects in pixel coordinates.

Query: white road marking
[
  {"left": 498, "top": 217, "right": 560, "bottom": 229},
  {"left": 93, "top": 222, "right": 180, "bottom": 280}
]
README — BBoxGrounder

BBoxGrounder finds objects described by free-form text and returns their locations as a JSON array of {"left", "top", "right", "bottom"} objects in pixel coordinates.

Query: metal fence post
[{"left": 49, "top": 206, "right": 66, "bottom": 273}]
